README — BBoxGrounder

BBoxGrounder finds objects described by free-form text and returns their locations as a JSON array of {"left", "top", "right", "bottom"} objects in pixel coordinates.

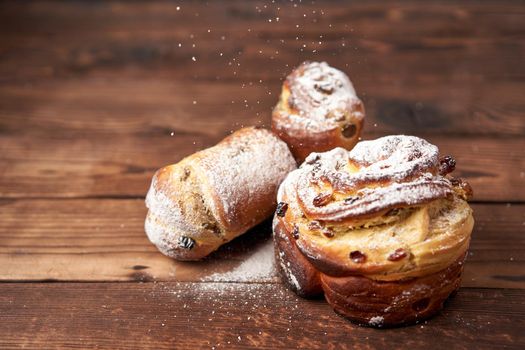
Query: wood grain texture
[
  {"left": 0, "top": 282, "right": 523, "bottom": 350},
  {"left": 0, "top": 0, "right": 524, "bottom": 348},
  {"left": 0, "top": 199, "right": 523, "bottom": 288},
  {"left": 1, "top": 1, "right": 524, "bottom": 88},
  {"left": 1, "top": 131, "right": 524, "bottom": 200},
  {"left": 1, "top": 70, "right": 524, "bottom": 139},
  {"left": 1, "top": 0, "right": 524, "bottom": 200}
]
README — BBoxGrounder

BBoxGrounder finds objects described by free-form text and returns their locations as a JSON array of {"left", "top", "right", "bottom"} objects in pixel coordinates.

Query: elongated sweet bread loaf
[
  {"left": 145, "top": 127, "right": 297, "bottom": 260},
  {"left": 273, "top": 135, "right": 474, "bottom": 327},
  {"left": 272, "top": 61, "right": 365, "bottom": 163}
]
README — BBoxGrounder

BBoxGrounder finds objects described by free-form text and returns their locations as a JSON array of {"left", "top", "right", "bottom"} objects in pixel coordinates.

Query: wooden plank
[
  {"left": 1, "top": 0, "right": 524, "bottom": 138},
  {"left": 1, "top": 0, "right": 524, "bottom": 137},
  {"left": 0, "top": 198, "right": 280, "bottom": 283},
  {"left": 1, "top": 75, "right": 524, "bottom": 139},
  {"left": 0, "top": 282, "right": 523, "bottom": 349},
  {"left": 1, "top": 0, "right": 524, "bottom": 199},
  {"left": 0, "top": 2, "right": 522, "bottom": 348},
  {"left": 0, "top": 1, "right": 523, "bottom": 83},
  {"left": 0, "top": 199, "right": 523, "bottom": 289},
  {"left": 1, "top": 130, "right": 523, "bottom": 200}
]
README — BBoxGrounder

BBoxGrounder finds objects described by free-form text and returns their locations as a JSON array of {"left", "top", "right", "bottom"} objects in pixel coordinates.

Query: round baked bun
[
  {"left": 273, "top": 135, "right": 474, "bottom": 327},
  {"left": 272, "top": 61, "right": 365, "bottom": 163}
]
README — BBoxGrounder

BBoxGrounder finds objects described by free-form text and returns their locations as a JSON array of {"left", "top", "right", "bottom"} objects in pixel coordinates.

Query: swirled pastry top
[
  {"left": 277, "top": 61, "right": 364, "bottom": 133},
  {"left": 276, "top": 135, "right": 474, "bottom": 281}
]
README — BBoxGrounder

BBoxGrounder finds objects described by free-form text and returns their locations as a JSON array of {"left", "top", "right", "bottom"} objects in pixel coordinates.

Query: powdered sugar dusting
[
  {"left": 277, "top": 249, "right": 301, "bottom": 291},
  {"left": 145, "top": 127, "right": 296, "bottom": 259},
  {"left": 195, "top": 127, "right": 297, "bottom": 230},
  {"left": 291, "top": 135, "right": 453, "bottom": 221},
  {"left": 145, "top": 173, "right": 208, "bottom": 254},
  {"left": 349, "top": 135, "right": 439, "bottom": 181},
  {"left": 282, "top": 61, "right": 363, "bottom": 132},
  {"left": 368, "top": 316, "right": 384, "bottom": 327},
  {"left": 201, "top": 241, "right": 276, "bottom": 282}
]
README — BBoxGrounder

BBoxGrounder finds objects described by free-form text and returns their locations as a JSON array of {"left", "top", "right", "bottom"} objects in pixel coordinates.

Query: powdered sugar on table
[{"left": 201, "top": 240, "right": 277, "bottom": 283}]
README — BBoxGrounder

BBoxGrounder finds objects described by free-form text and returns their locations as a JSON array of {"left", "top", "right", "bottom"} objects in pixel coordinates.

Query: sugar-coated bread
[
  {"left": 145, "top": 127, "right": 297, "bottom": 260},
  {"left": 273, "top": 135, "right": 474, "bottom": 327},
  {"left": 272, "top": 61, "right": 365, "bottom": 163}
]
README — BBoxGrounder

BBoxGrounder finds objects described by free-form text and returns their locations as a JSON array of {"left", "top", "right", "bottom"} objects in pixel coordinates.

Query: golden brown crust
[
  {"left": 272, "top": 135, "right": 474, "bottom": 326},
  {"left": 275, "top": 215, "right": 466, "bottom": 327},
  {"left": 322, "top": 254, "right": 465, "bottom": 327},
  {"left": 145, "top": 127, "right": 297, "bottom": 260},
  {"left": 272, "top": 61, "right": 365, "bottom": 163},
  {"left": 273, "top": 216, "right": 323, "bottom": 298}
]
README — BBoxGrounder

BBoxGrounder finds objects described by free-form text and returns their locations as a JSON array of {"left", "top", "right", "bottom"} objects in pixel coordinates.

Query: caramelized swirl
[{"left": 294, "top": 136, "right": 454, "bottom": 222}]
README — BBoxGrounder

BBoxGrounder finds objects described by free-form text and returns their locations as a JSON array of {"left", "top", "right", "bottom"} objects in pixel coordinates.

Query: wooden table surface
[{"left": 1, "top": 1, "right": 524, "bottom": 349}]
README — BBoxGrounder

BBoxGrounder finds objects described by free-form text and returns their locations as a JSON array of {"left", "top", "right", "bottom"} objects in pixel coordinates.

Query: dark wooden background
[{"left": 1, "top": 1, "right": 524, "bottom": 349}]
